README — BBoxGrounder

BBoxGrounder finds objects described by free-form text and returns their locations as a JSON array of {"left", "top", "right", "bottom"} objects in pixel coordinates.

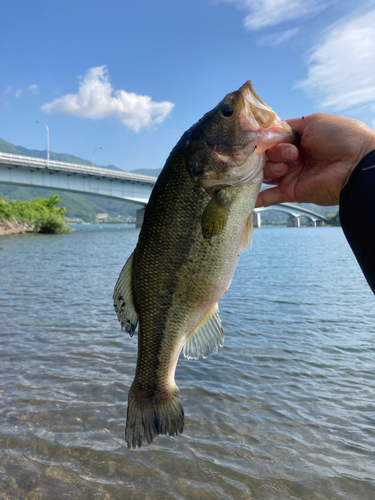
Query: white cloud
[
  {"left": 296, "top": 10, "right": 375, "bottom": 111},
  {"left": 257, "top": 27, "right": 300, "bottom": 47},
  {"left": 3, "top": 86, "right": 37, "bottom": 98},
  {"left": 41, "top": 66, "right": 174, "bottom": 132},
  {"left": 3, "top": 86, "right": 22, "bottom": 98},
  {"left": 218, "top": 0, "right": 325, "bottom": 30},
  {"left": 28, "top": 84, "right": 39, "bottom": 94}
]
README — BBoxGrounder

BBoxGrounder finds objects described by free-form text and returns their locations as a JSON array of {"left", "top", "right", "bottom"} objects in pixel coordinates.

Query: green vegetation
[
  {"left": 0, "top": 194, "right": 72, "bottom": 234},
  {"left": 1, "top": 137, "right": 340, "bottom": 225},
  {"left": 327, "top": 210, "right": 340, "bottom": 226},
  {"left": 0, "top": 137, "right": 147, "bottom": 221},
  {"left": 0, "top": 185, "right": 138, "bottom": 222},
  {"left": 261, "top": 220, "right": 288, "bottom": 226}
]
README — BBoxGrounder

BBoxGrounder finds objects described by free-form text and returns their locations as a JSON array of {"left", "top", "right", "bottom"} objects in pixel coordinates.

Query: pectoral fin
[
  {"left": 183, "top": 304, "right": 224, "bottom": 360},
  {"left": 240, "top": 214, "right": 254, "bottom": 252},
  {"left": 113, "top": 252, "right": 139, "bottom": 336},
  {"left": 201, "top": 190, "right": 232, "bottom": 239}
]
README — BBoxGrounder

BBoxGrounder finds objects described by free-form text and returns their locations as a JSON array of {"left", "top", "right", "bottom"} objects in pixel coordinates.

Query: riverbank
[
  {"left": 0, "top": 194, "right": 71, "bottom": 235},
  {"left": 0, "top": 219, "right": 34, "bottom": 236}
]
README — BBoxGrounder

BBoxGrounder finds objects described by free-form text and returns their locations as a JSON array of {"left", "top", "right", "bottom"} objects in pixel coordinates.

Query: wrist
[
  {"left": 354, "top": 122, "right": 375, "bottom": 166},
  {"left": 344, "top": 124, "right": 375, "bottom": 188},
  {"left": 361, "top": 132, "right": 375, "bottom": 159}
]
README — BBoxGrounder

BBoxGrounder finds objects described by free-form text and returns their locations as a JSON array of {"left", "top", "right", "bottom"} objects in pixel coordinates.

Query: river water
[{"left": 0, "top": 225, "right": 374, "bottom": 500}]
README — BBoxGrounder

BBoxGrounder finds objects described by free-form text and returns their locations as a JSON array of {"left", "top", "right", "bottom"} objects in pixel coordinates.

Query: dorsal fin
[
  {"left": 113, "top": 252, "right": 139, "bottom": 336},
  {"left": 183, "top": 304, "right": 224, "bottom": 360}
]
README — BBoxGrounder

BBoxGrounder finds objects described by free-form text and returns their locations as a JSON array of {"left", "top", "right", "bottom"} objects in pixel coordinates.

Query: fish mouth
[
  {"left": 240, "top": 81, "right": 298, "bottom": 154},
  {"left": 201, "top": 80, "right": 299, "bottom": 189},
  {"left": 255, "top": 117, "right": 299, "bottom": 154},
  {"left": 210, "top": 81, "right": 298, "bottom": 163}
]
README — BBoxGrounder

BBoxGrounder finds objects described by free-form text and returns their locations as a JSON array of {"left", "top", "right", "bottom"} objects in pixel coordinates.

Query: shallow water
[{"left": 0, "top": 225, "right": 374, "bottom": 499}]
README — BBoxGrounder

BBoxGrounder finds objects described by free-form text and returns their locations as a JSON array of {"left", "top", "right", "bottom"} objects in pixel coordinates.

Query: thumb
[{"left": 286, "top": 117, "right": 309, "bottom": 136}]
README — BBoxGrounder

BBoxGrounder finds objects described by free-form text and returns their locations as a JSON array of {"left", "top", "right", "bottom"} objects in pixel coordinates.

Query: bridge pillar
[
  {"left": 136, "top": 208, "right": 145, "bottom": 228},
  {"left": 307, "top": 220, "right": 317, "bottom": 227},
  {"left": 316, "top": 220, "right": 324, "bottom": 227},
  {"left": 287, "top": 215, "right": 300, "bottom": 227},
  {"left": 253, "top": 211, "right": 261, "bottom": 228}
]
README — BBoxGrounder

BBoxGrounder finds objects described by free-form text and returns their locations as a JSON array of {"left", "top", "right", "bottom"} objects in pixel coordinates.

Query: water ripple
[{"left": 1, "top": 226, "right": 375, "bottom": 499}]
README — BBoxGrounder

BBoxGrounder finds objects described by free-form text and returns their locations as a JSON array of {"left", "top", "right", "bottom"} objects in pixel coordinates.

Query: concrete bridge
[
  {"left": 0, "top": 152, "right": 155, "bottom": 207},
  {"left": 254, "top": 203, "right": 328, "bottom": 227},
  {"left": 0, "top": 152, "right": 327, "bottom": 227}
]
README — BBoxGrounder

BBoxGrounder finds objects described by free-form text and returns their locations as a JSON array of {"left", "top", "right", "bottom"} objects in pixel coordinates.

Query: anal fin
[
  {"left": 183, "top": 304, "right": 224, "bottom": 360},
  {"left": 113, "top": 252, "right": 139, "bottom": 336}
]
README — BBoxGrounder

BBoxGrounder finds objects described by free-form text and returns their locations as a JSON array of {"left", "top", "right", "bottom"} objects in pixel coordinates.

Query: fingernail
[{"left": 282, "top": 147, "right": 295, "bottom": 162}]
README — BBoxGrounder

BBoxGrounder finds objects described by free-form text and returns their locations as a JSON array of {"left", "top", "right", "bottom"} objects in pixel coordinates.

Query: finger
[
  {"left": 286, "top": 117, "right": 305, "bottom": 131},
  {"left": 266, "top": 143, "right": 299, "bottom": 163},
  {"left": 263, "top": 161, "right": 289, "bottom": 180},
  {"left": 255, "top": 186, "right": 293, "bottom": 208}
]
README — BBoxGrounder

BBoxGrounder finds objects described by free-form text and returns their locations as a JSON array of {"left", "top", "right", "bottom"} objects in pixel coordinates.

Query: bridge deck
[
  {"left": 0, "top": 152, "right": 328, "bottom": 222},
  {"left": 0, "top": 152, "right": 157, "bottom": 184}
]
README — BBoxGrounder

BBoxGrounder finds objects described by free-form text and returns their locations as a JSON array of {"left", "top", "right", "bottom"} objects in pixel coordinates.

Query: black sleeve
[{"left": 340, "top": 150, "right": 375, "bottom": 294}]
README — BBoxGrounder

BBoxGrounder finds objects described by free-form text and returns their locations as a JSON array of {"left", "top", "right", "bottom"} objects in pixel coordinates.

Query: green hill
[
  {"left": 0, "top": 137, "right": 337, "bottom": 223},
  {"left": 0, "top": 138, "right": 160, "bottom": 221},
  {"left": 0, "top": 184, "right": 141, "bottom": 222},
  {"left": 0, "top": 137, "right": 123, "bottom": 170}
]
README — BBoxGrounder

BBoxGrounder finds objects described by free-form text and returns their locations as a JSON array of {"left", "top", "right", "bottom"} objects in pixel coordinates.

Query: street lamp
[
  {"left": 92, "top": 147, "right": 102, "bottom": 168},
  {"left": 35, "top": 121, "right": 49, "bottom": 167}
]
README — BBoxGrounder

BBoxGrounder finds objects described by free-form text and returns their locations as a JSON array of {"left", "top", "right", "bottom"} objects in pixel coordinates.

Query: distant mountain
[
  {"left": 0, "top": 137, "right": 162, "bottom": 179},
  {"left": 0, "top": 137, "right": 337, "bottom": 222},
  {"left": 258, "top": 184, "right": 338, "bottom": 219},
  {"left": 0, "top": 137, "right": 144, "bottom": 220},
  {"left": 129, "top": 168, "right": 162, "bottom": 177},
  {"left": 299, "top": 203, "right": 338, "bottom": 218},
  {"left": 0, "top": 184, "right": 140, "bottom": 222},
  {"left": 0, "top": 138, "right": 123, "bottom": 171},
  {"left": 0, "top": 138, "right": 20, "bottom": 155},
  {"left": 259, "top": 202, "right": 338, "bottom": 221}
]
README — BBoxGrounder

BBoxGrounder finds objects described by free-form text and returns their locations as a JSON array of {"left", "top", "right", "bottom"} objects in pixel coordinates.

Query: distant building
[
  {"left": 66, "top": 217, "right": 83, "bottom": 223},
  {"left": 96, "top": 213, "right": 109, "bottom": 221}
]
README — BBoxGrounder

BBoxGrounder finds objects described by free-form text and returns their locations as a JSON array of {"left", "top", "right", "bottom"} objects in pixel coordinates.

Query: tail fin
[{"left": 125, "top": 384, "right": 184, "bottom": 449}]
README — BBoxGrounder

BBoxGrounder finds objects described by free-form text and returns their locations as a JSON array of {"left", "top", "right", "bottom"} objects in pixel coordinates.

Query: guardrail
[{"left": 0, "top": 152, "right": 157, "bottom": 185}]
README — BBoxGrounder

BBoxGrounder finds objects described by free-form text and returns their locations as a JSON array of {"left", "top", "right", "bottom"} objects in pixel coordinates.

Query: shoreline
[{"left": 0, "top": 219, "right": 34, "bottom": 236}]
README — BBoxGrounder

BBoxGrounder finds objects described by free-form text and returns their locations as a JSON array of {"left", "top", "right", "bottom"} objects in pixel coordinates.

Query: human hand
[{"left": 256, "top": 113, "right": 375, "bottom": 207}]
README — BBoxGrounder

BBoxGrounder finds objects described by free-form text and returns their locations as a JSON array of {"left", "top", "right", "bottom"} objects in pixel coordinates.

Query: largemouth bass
[{"left": 114, "top": 81, "right": 296, "bottom": 449}]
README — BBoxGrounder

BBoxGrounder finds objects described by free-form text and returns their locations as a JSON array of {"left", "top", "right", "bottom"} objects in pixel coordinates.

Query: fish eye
[{"left": 220, "top": 104, "right": 233, "bottom": 118}]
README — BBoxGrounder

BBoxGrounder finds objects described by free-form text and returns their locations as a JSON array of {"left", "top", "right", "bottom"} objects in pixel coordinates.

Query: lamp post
[
  {"left": 35, "top": 121, "right": 49, "bottom": 167},
  {"left": 92, "top": 147, "right": 102, "bottom": 168}
]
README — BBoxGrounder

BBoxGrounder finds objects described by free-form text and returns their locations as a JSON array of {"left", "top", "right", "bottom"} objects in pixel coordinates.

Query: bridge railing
[
  {"left": 0, "top": 152, "right": 157, "bottom": 185},
  {"left": 254, "top": 205, "right": 328, "bottom": 223}
]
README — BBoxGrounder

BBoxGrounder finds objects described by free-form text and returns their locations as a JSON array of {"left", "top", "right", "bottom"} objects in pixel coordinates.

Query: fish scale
[{"left": 113, "top": 80, "right": 297, "bottom": 448}]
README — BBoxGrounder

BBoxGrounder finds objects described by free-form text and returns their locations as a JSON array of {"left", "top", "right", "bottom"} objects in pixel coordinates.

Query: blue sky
[{"left": 1, "top": 0, "right": 375, "bottom": 171}]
